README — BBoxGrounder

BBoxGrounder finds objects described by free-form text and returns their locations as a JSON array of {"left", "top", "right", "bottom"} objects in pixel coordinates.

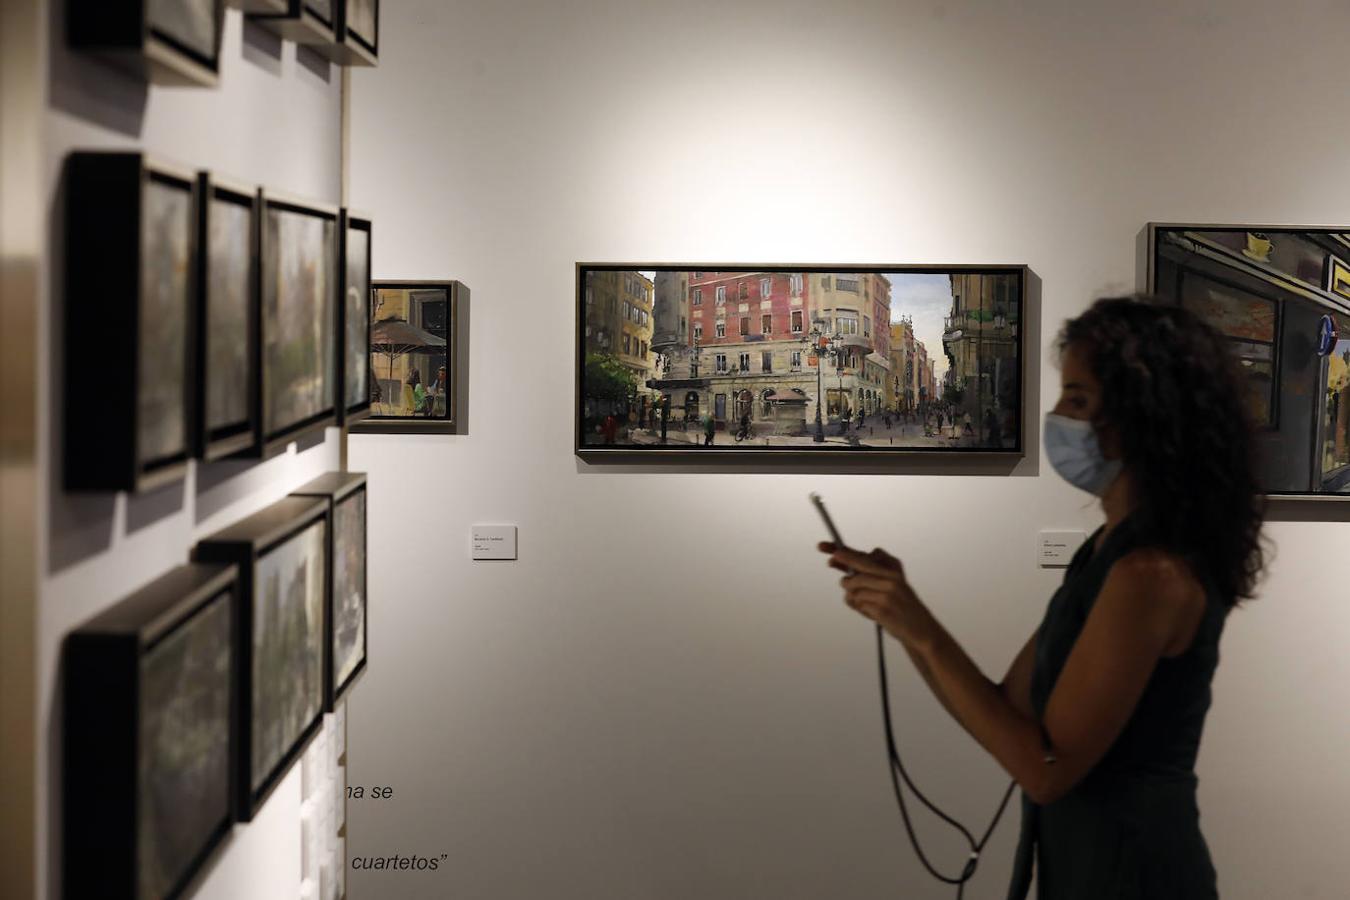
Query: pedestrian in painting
[
  {"left": 430, "top": 365, "right": 448, "bottom": 417},
  {"left": 820, "top": 296, "right": 1265, "bottom": 900},
  {"left": 884, "top": 413, "right": 893, "bottom": 431},
  {"left": 403, "top": 367, "right": 421, "bottom": 416},
  {"left": 985, "top": 407, "right": 1002, "bottom": 448},
  {"left": 660, "top": 397, "right": 670, "bottom": 444},
  {"left": 602, "top": 413, "right": 618, "bottom": 445},
  {"left": 963, "top": 411, "right": 974, "bottom": 435},
  {"left": 703, "top": 413, "right": 716, "bottom": 447}
]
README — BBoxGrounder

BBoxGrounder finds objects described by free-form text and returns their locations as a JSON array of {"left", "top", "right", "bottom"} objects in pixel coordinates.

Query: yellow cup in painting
[{"left": 1245, "top": 232, "right": 1273, "bottom": 261}]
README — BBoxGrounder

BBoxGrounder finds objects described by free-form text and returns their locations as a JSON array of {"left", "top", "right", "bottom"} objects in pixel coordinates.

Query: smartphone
[{"left": 809, "top": 492, "right": 846, "bottom": 547}]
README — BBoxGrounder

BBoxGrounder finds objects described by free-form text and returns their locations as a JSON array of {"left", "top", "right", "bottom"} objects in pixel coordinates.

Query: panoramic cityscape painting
[
  {"left": 1151, "top": 225, "right": 1350, "bottom": 496},
  {"left": 147, "top": 0, "right": 219, "bottom": 63},
  {"left": 577, "top": 266, "right": 1024, "bottom": 455}
]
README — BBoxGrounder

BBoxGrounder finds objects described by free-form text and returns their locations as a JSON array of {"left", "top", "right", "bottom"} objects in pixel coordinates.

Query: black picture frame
[
  {"left": 575, "top": 264, "right": 1027, "bottom": 461},
  {"left": 229, "top": 0, "right": 289, "bottom": 13},
  {"left": 258, "top": 190, "right": 340, "bottom": 459},
  {"left": 1147, "top": 223, "right": 1350, "bottom": 498},
  {"left": 247, "top": 0, "right": 337, "bottom": 44},
  {"left": 339, "top": 211, "right": 373, "bottom": 425},
  {"left": 311, "top": 0, "right": 378, "bottom": 66},
  {"left": 195, "top": 172, "right": 262, "bottom": 460},
  {"left": 193, "top": 496, "right": 330, "bottom": 821},
  {"left": 291, "top": 471, "right": 368, "bottom": 708},
  {"left": 64, "top": 562, "right": 238, "bottom": 900},
  {"left": 64, "top": 152, "right": 198, "bottom": 493},
  {"left": 349, "top": 280, "right": 470, "bottom": 435},
  {"left": 68, "top": 0, "right": 226, "bottom": 87}
]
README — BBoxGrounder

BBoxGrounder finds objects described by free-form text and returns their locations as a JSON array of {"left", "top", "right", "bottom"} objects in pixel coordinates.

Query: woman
[{"left": 821, "top": 296, "right": 1264, "bottom": 899}]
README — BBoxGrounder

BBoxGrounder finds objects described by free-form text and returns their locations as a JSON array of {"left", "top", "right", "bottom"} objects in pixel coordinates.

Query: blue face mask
[{"left": 1044, "top": 413, "right": 1122, "bottom": 496}]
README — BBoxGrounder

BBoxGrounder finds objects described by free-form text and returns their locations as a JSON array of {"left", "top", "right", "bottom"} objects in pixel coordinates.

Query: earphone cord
[{"left": 874, "top": 623, "right": 1017, "bottom": 899}]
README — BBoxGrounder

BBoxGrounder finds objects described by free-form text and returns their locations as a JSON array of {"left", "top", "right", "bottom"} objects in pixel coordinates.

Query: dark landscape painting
[
  {"left": 138, "top": 177, "right": 192, "bottom": 466},
  {"left": 205, "top": 195, "right": 253, "bottom": 435},
  {"left": 263, "top": 205, "right": 335, "bottom": 439},
  {"left": 147, "top": 0, "right": 218, "bottom": 62},
  {"left": 137, "top": 591, "right": 231, "bottom": 900},
  {"left": 333, "top": 490, "right": 366, "bottom": 689},
  {"left": 345, "top": 225, "right": 370, "bottom": 410},
  {"left": 1151, "top": 225, "right": 1350, "bottom": 495},
  {"left": 346, "top": 0, "right": 377, "bottom": 45},
  {"left": 251, "top": 521, "right": 325, "bottom": 790},
  {"left": 578, "top": 267, "right": 1023, "bottom": 455},
  {"left": 306, "top": 0, "right": 335, "bottom": 26}
]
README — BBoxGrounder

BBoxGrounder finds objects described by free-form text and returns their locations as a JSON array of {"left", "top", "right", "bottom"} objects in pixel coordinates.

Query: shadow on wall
[
  {"left": 242, "top": 16, "right": 284, "bottom": 75},
  {"left": 47, "top": 0, "right": 147, "bottom": 137}
]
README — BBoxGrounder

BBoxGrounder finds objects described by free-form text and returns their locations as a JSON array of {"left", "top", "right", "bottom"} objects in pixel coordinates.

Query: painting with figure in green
[
  {"left": 345, "top": 226, "right": 370, "bottom": 409},
  {"left": 138, "top": 178, "right": 191, "bottom": 466},
  {"left": 137, "top": 591, "right": 231, "bottom": 900},
  {"left": 333, "top": 490, "right": 366, "bottom": 689},
  {"left": 251, "top": 520, "right": 325, "bottom": 790},
  {"left": 346, "top": 0, "right": 377, "bottom": 46},
  {"left": 263, "top": 206, "right": 335, "bottom": 439},
  {"left": 148, "top": 0, "right": 219, "bottom": 62},
  {"left": 206, "top": 195, "right": 252, "bottom": 434}
]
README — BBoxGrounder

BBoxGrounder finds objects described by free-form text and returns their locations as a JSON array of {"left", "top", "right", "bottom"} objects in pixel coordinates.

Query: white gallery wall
[
  {"left": 348, "top": 1, "right": 1350, "bottom": 899},
  {"left": 37, "top": 6, "right": 342, "bottom": 900}
]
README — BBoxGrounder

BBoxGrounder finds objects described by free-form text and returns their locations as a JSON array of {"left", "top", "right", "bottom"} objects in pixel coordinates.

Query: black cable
[{"left": 872, "top": 622, "right": 1017, "bottom": 898}]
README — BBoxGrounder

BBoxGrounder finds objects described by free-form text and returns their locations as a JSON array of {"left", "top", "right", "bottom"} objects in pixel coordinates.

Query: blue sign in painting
[{"left": 1318, "top": 315, "right": 1339, "bottom": 357}]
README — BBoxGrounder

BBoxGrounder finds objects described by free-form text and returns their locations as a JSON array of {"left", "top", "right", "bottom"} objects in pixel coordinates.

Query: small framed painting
[
  {"left": 349, "top": 280, "right": 469, "bottom": 435},
  {"left": 339, "top": 212, "right": 373, "bottom": 425},
  {"left": 194, "top": 496, "right": 329, "bottom": 821},
  {"left": 258, "top": 191, "right": 340, "bottom": 458},
  {"left": 196, "top": 172, "right": 261, "bottom": 460},
  {"left": 291, "top": 471, "right": 368, "bottom": 708},
  {"left": 64, "top": 152, "right": 198, "bottom": 493},
  {"left": 68, "top": 0, "right": 225, "bottom": 87},
  {"left": 575, "top": 265, "right": 1026, "bottom": 460},
  {"left": 64, "top": 562, "right": 238, "bottom": 900},
  {"left": 247, "top": 0, "right": 338, "bottom": 44}
]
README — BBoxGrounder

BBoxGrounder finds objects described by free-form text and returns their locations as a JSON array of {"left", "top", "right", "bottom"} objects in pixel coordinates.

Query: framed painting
[
  {"left": 247, "top": 0, "right": 337, "bottom": 44},
  {"left": 65, "top": 563, "right": 237, "bottom": 900},
  {"left": 193, "top": 496, "right": 329, "bottom": 821},
  {"left": 349, "top": 280, "right": 469, "bottom": 435},
  {"left": 195, "top": 172, "right": 260, "bottom": 460},
  {"left": 1148, "top": 224, "right": 1350, "bottom": 497},
  {"left": 291, "top": 471, "right": 368, "bottom": 708},
  {"left": 315, "top": 0, "right": 378, "bottom": 66},
  {"left": 68, "top": 0, "right": 225, "bottom": 87},
  {"left": 229, "top": 0, "right": 288, "bottom": 12},
  {"left": 339, "top": 212, "right": 373, "bottom": 424},
  {"left": 575, "top": 265, "right": 1026, "bottom": 460},
  {"left": 65, "top": 152, "right": 198, "bottom": 493},
  {"left": 258, "top": 191, "right": 339, "bottom": 458}
]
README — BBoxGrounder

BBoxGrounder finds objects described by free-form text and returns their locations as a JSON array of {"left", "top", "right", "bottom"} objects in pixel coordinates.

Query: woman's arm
[{"left": 823, "top": 543, "right": 1203, "bottom": 805}]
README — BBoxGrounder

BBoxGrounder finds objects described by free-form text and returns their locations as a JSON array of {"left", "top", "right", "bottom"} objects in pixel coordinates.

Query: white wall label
[
  {"left": 472, "top": 525, "right": 518, "bottom": 560},
  {"left": 1038, "top": 530, "right": 1086, "bottom": 567}
]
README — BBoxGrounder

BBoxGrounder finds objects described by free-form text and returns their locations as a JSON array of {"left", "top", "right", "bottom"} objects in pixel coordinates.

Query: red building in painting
[{"left": 649, "top": 271, "right": 893, "bottom": 431}]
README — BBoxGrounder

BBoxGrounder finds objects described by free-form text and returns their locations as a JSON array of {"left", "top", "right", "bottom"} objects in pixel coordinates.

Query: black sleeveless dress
[{"left": 1005, "top": 519, "right": 1227, "bottom": 900}]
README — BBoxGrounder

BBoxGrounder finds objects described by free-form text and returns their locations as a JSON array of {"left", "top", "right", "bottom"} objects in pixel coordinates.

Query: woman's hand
[{"left": 818, "top": 542, "right": 938, "bottom": 650}]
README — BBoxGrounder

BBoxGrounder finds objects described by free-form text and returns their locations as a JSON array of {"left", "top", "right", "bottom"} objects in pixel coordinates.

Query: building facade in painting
[
  {"left": 647, "top": 272, "right": 895, "bottom": 430},
  {"left": 942, "top": 272, "right": 1019, "bottom": 443}
]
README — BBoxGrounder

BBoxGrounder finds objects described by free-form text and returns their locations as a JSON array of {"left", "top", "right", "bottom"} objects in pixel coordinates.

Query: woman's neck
[{"left": 1097, "top": 470, "right": 1136, "bottom": 543}]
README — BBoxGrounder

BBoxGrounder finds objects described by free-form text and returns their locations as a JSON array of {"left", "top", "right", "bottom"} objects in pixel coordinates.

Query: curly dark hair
[{"left": 1058, "top": 296, "right": 1266, "bottom": 605}]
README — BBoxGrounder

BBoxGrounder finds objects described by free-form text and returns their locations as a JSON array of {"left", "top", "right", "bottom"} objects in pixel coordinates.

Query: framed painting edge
[{"left": 192, "top": 495, "right": 330, "bottom": 822}]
